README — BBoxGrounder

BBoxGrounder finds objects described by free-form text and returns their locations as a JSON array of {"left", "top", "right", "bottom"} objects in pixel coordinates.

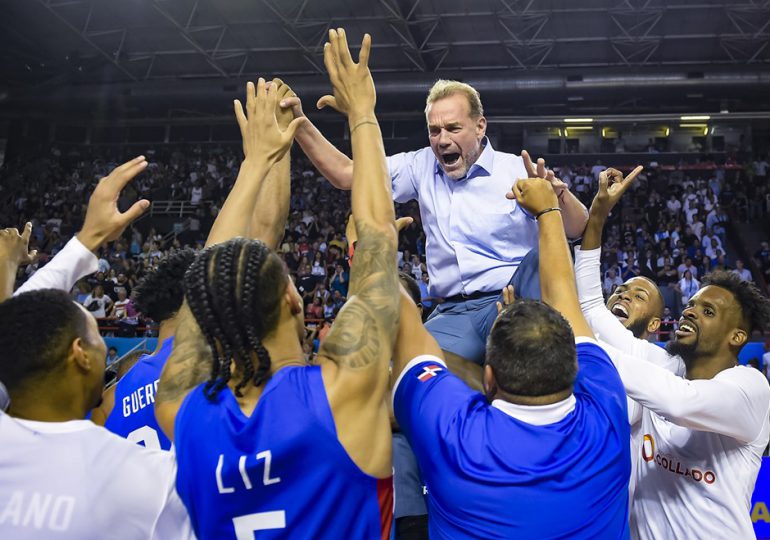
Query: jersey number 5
[{"left": 233, "top": 511, "right": 286, "bottom": 538}]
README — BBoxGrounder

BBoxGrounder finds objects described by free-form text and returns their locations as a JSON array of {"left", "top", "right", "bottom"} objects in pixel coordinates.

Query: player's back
[
  {"left": 0, "top": 412, "right": 192, "bottom": 539},
  {"left": 394, "top": 340, "right": 631, "bottom": 539},
  {"left": 104, "top": 337, "right": 174, "bottom": 450},
  {"left": 174, "top": 364, "right": 392, "bottom": 540}
]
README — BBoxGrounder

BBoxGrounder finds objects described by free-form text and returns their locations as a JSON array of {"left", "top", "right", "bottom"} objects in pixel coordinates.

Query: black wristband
[{"left": 534, "top": 207, "right": 562, "bottom": 220}]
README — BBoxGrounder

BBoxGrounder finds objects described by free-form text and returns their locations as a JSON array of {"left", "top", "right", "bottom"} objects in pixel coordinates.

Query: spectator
[
  {"left": 82, "top": 284, "right": 112, "bottom": 319},
  {"left": 603, "top": 268, "right": 623, "bottom": 297},
  {"left": 329, "top": 263, "right": 349, "bottom": 297},
  {"left": 658, "top": 307, "right": 677, "bottom": 342},
  {"left": 676, "top": 269, "right": 700, "bottom": 308},
  {"left": 106, "top": 346, "right": 119, "bottom": 366},
  {"left": 732, "top": 259, "right": 752, "bottom": 282}
]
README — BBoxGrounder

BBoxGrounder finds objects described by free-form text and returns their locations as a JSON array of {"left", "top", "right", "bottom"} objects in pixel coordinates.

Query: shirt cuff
[
  {"left": 392, "top": 354, "right": 447, "bottom": 408},
  {"left": 574, "top": 245, "right": 601, "bottom": 261},
  {"left": 66, "top": 236, "right": 100, "bottom": 277}
]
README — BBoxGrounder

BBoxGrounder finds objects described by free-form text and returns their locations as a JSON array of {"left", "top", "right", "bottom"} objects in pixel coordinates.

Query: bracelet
[{"left": 534, "top": 207, "right": 562, "bottom": 220}]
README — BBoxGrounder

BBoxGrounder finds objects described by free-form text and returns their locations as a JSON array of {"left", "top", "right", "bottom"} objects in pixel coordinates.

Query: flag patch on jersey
[{"left": 417, "top": 365, "right": 443, "bottom": 382}]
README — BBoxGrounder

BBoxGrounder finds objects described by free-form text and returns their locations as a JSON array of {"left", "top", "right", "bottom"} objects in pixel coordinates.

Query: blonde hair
[{"left": 425, "top": 80, "right": 484, "bottom": 119}]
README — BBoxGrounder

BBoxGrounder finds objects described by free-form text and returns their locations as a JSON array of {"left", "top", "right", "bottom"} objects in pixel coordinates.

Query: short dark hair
[
  {"left": 486, "top": 300, "right": 577, "bottom": 397},
  {"left": 398, "top": 272, "right": 422, "bottom": 306},
  {"left": 133, "top": 248, "right": 196, "bottom": 322},
  {"left": 702, "top": 271, "right": 770, "bottom": 334},
  {"left": 0, "top": 290, "right": 88, "bottom": 390}
]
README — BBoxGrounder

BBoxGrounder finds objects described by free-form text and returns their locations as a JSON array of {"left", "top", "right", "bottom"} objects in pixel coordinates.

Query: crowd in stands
[
  {"left": 2, "top": 145, "right": 768, "bottom": 342},
  {"left": 557, "top": 157, "right": 769, "bottom": 335}
]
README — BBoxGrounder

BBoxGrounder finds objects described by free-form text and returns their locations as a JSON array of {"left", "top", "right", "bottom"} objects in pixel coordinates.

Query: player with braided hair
[{"left": 155, "top": 32, "right": 399, "bottom": 539}]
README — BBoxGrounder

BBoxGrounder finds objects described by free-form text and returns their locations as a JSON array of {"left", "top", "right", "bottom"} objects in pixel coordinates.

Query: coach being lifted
[{"left": 283, "top": 78, "right": 588, "bottom": 377}]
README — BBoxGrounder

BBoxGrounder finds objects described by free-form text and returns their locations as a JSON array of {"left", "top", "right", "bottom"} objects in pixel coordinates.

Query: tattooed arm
[
  {"left": 315, "top": 29, "right": 398, "bottom": 477},
  {"left": 155, "top": 303, "right": 210, "bottom": 439}
]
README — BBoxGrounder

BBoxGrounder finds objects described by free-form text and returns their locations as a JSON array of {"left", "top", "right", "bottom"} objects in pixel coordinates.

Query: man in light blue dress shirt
[{"left": 286, "top": 79, "right": 588, "bottom": 374}]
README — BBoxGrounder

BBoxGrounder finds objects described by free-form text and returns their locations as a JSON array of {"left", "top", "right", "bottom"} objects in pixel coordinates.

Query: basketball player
[
  {"left": 91, "top": 248, "right": 196, "bottom": 449},
  {"left": 0, "top": 289, "right": 193, "bottom": 539},
  {"left": 574, "top": 167, "right": 685, "bottom": 501},
  {"left": 154, "top": 30, "right": 398, "bottom": 539},
  {"left": 392, "top": 177, "right": 631, "bottom": 538},
  {"left": 576, "top": 169, "right": 770, "bottom": 538},
  {"left": 574, "top": 167, "right": 683, "bottom": 373}
]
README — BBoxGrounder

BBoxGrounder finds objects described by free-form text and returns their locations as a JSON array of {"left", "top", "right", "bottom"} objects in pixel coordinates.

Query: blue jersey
[
  {"left": 175, "top": 365, "right": 393, "bottom": 540},
  {"left": 394, "top": 339, "right": 631, "bottom": 540},
  {"left": 104, "top": 337, "right": 174, "bottom": 450}
]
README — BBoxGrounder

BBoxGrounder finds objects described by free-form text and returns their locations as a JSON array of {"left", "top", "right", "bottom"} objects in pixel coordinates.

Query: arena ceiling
[{"left": 2, "top": 0, "right": 770, "bottom": 118}]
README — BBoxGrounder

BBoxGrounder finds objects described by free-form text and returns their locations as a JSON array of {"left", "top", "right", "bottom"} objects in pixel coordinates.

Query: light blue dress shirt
[{"left": 387, "top": 138, "right": 538, "bottom": 298}]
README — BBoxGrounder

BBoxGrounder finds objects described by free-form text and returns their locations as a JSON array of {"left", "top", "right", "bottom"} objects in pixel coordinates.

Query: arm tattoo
[
  {"left": 320, "top": 221, "right": 398, "bottom": 371},
  {"left": 156, "top": 305, "right": 212, "bottom": 404}
]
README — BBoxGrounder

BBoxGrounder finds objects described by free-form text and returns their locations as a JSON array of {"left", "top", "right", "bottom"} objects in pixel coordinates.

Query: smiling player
[{"left": 575, "top": 167, "right": 770, "bottom": 539}]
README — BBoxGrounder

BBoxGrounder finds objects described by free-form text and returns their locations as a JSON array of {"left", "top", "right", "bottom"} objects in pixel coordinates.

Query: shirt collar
[
  {"left": 434, "top": 136, "right": 494, "bottom": 179},
  {"left": 491, "top": 394, "right": 576, "bottom": 426}
]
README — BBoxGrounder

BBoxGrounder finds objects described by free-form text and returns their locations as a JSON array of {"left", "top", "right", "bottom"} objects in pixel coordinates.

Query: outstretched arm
[
  {"left": 248, "top": 79, "right": 295, "bottom": 249},
  {"left": 601, "top": 340, "right": 770, "bottom": 443},
  {"left": 511, "top": 178, "right": 593, "bottom": 338},
  {"left": 313, "top": 29, "right": 398, "bottom": 478},
  {"left": 16, "top": 157, "right": 151, "bottom": 296},
  {"left": 0, "top": 224, "right": 36, "bottom": 302},
  {"left": 280, "top": 92, "right": 354, "bottom": 190},
  {"left": 156, "top": 79, "right": 303, "bottom": 440},
  {"left": 521, "top": 150, "right": 588, "bottom": 239}
]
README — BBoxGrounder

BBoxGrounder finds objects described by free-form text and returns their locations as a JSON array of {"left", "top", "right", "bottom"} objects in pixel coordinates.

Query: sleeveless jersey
[
  {"left": 175, "top": 365, "right": 393, "bottom": 540},
  {"left": 104, "top": 337, "right": 174, "bottom": 450}
]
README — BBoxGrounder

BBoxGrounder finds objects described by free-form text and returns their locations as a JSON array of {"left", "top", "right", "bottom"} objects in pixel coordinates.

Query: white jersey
[
  {"left": 575, "top": 246, "right": 685, "bottom": 500},
  {"left": 0, "top": 414, "right": 194, "bottom": 539},
  {"left": 630, "top": 366, "right": 770, "bottom": 540},
  {"left": 576, "top": 246, "right": 770, "bottom": 537}
]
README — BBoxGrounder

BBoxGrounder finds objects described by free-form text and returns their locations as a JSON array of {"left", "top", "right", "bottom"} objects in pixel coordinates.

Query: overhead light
[
  {"left": 704, "top": 126, "right": 709, "bottom": 136},
  {"left": 680, "top": 115, "right": 711, "bottom": 121},
  {"left": 664, "top": 127, "right": 670, "bottom": 137},
  {"left": 710, "top": 126, "right": 716, "bottom": 135},
  {"left": 564, "top": 118, "right": 593, "bottom": 123},
  {"left": 679, "top": 123, "right": 708, "bottom": 128},
  {"left": 720, "top": 109, "right": 729, "bottom": 114},
  {"left": 557, "top": 128, "right": 563, "bottom": 137}
]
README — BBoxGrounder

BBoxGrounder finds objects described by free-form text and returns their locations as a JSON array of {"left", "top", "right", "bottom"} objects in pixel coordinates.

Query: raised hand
[
  {"left": 495, "top": 284, "right": 515, "bottom": 315},
  {"left": 272, "top": 78, "right": 299, "bottom": 130},
  {"left": 590, "top": 166, "right": 643, "bottom": 220},
  {"left": 510, "top": 177, "right": 559, "bottom": 217},
  {"left": 0, "top": 222, "right": 37, "bottom": 267},
  {"left": 234, "top": 78, "right": 306, "bottom": 165},
  {"left": 520, "top": 150, "right": 568, "bottom": 198},
  {"left": 317, "top": 29, "right": 375, "bottom": 118},
  {"left": 77, "top": 156, "right": 151, "bottom": 252}
]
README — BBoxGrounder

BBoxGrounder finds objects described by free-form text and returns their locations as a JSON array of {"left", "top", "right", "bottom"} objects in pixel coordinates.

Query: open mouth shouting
[
  {"left": 610, "top": 302, "right": 629, "bottom": 322},
  {"left": 440, "top": 152, "right": 462, "bottom": 172},
  {"left": 675, "top": 319, "right": 698, "bottom": 339}
]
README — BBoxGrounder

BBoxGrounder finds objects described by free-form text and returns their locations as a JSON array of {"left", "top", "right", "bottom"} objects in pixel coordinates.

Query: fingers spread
[
  {"left": 521, "top": 150, "right": 536, "bottom": 177},
  {"left": 234, "top": 99, "right": 247, "bottom": 130},
  {"left": 359, "top": 33, "right": 371, "bottom": 66}
]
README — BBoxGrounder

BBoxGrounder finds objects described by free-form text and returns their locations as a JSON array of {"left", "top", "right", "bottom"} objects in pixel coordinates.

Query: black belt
[{"left": 444, "top": 290, "right": 499, "bottom": 303}]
